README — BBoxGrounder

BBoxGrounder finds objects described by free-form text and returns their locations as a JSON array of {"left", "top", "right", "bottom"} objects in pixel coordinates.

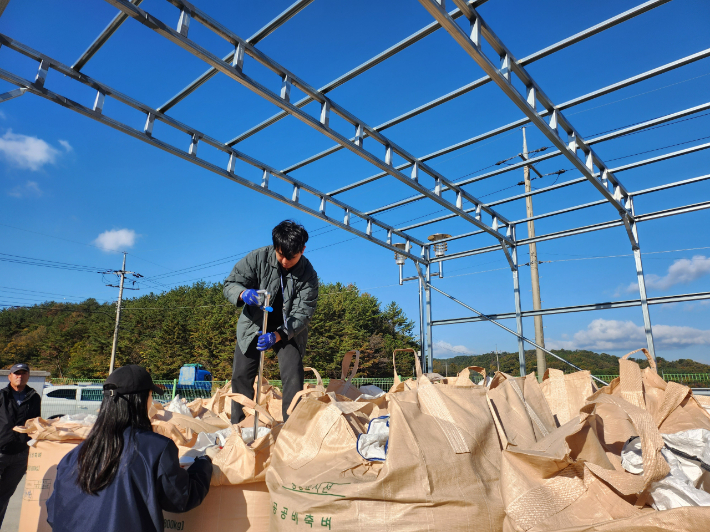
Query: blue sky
[{"left": 1, "top": 0, "right": 710, "bottom": 363}]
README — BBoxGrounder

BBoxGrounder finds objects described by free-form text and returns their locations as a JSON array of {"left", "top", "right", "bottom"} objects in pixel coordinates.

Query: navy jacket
[
  {"left": 0, "top": 383, "right": 41, "bottom": 454},
  {"left": 46, "top": 428, "right": 212, "bottom": 532}
]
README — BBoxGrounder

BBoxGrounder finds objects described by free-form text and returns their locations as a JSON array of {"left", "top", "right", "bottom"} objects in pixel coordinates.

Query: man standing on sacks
[{"left": 224, "top": 220, "right": 318, "bottom": 423}]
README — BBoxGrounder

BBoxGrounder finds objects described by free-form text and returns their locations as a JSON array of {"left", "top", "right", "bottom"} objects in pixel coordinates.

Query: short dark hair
[{"left": 272, "top": 220, "right": 308, "bottom": 260}]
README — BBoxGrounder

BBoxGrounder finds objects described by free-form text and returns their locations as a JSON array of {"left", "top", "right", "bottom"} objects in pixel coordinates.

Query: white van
[{"left": 41, "top": 384, "right": 104, "bottom": 419}]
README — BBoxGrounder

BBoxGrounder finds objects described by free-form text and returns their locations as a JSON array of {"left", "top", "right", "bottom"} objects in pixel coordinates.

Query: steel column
[
  {"left": 628, "top": 197, "right": 656, "bottom": 360},
  {"left": 509, "top": 227, "right": 525, "bottom": 375},
  {"left": 427, "top": 282, "right": 608, "bottom": 385},
  {"left": 425, "top": 249, "right": 434, "bottom": 373},
  {"left": 415, "top": 261, "right": 428, "bottom": 369}
]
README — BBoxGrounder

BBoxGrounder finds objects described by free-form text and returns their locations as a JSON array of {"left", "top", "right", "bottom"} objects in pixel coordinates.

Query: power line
[{"left": 0, "top": 253, "right": 109, "bottom": 272}]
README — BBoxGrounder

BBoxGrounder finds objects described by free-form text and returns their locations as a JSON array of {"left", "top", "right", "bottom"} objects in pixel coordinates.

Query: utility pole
[
  {"left": 522, "top": 127, "right": 546, "bottom": 381},
  {"left": 105, "top": 252, "right": 141, "bottom": 374}
]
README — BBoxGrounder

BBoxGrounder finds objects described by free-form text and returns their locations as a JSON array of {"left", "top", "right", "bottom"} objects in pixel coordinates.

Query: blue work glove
[
  {"left": 256, "top": 331, "right": 277, "bottom": 351},
  {"left": 241, "top": 289, "right": 260, "bottom": 306}
]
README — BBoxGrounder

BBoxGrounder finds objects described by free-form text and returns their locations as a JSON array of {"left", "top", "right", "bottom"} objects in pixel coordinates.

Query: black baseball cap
[
  {"left": 104, "top": 365, "right": 161, "bottom": 396},
  {"left": 9, "top": 363, "right": 30, "bottom": 374}
]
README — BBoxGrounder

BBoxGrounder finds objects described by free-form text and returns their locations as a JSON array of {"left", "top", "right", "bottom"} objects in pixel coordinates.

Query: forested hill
[
  {"left": 4, "top": 280, "right": 709, "bottom": 381},
  {"left": 432, "top": 349, "right": 710, "bottom": 377},
  {"left": 0, "top": 282, "right": 418, "bottom": 380}
]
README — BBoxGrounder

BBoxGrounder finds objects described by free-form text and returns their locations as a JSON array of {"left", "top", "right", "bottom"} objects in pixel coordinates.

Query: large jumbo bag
[
  {"left": 540, "top": 368, "right": 596, "bottom": 427},
  {"left": 500, "top": 389, "right": 710, "bottom": 531},
  {"left": 13, "top": 418, "right": 88, "bottom": 532},
  {"left": 208, "top": 393, "right": 282, "bottom": 486},
  {"left": 608, "top": 349, "right": 710, "bottom": 434},
  {"left": 267, "top": 376, "right": 505, "bottom": 531},
  {"left": 18, "top": 440, "right": 80, "bottom": 532},
  {"left": 488, "top": 371, "right": 557, "bottom": 449},
  {"left": 163, "top": 483, "right": 271, "bottom": 532}
]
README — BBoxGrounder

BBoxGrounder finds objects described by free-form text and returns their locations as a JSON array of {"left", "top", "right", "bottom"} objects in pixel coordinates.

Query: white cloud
[
  {"left": 433, "top": 340, "right": 476, "bottom": 357},
  {"left": 7, "top": 180, "right": 42, "bottom": 198},
  {"left": 547, "top": 318, "right": 710, "bottom": 351},
  {"left": 0, "top": 130, "right": 61, "bottom": 170},
  {"left": 626, "top": 255, "right": 710, "bottom": 293},
  {"left": 58, "top": 140, "right": 73, "bottom": 152},
  {"left": 93, "top": 229, "right": 137, "bottom": 252},
  {"left": 0, "top": 110, "right": 6, "bottom": 120}
]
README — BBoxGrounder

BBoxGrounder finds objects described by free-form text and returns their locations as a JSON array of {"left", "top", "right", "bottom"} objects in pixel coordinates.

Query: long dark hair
[{"left": 77, "top": 389, "right": 152, "bottom": 495}]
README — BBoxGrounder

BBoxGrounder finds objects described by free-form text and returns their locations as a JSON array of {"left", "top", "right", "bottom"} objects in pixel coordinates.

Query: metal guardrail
[{"left": 44, "top": 372, "right": 710, "bottom": 403}]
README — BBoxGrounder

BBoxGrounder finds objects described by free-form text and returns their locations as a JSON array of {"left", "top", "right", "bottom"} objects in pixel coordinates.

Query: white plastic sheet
[
  {"left": 240, "top": 426, "right": 271, "bottom": 444},
  {"left": 621, "top": 429, "right": 710, "bottom": 510},
  {"left": 58, "top": 413, "right": 97, "bottom": 426},
  {"left": 356, "top": 384, "right": 386, "bottom": 400},
  {"left": 356, "top": 415, "right": 389, "bottom": 461},
  {"left": 179, "top": 427, "right": 233, "bottom": 467},
  {"left": 163, "top": 395, "right": 192, "bottom": 416}
]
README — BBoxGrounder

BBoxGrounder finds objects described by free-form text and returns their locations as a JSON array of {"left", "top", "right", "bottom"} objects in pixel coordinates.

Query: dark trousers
[
  {"left": 0, "top": 449, "right": 28, "bottom": 527},
  {"left": 231, "top": 336, "right": 304, "bottom": 423}
]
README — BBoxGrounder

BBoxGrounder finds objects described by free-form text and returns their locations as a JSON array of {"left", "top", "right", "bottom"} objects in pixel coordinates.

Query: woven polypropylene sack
[
  {"left": 540, "top": 368, "right": 596, "bottom": 427},
  {"left": 266, "top": 378, "right": 505, "bottom": 531}
]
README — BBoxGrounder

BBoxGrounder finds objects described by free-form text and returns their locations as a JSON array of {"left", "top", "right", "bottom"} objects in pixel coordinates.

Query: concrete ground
[{"left": 0, "top": 474, "right": 24, "bottom": 532}]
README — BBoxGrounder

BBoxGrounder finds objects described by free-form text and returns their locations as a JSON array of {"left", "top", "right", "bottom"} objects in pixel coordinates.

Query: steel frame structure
[{"left": 1, "top": 0, "right": 708, "bottom": 376}]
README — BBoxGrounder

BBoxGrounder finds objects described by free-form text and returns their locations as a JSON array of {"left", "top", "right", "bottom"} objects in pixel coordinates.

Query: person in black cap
[
  {"left": 0, "top": 363, "right": 41, "bottom": 527},
  {"left": 47, "top": 365, "right": 214, "bottom": 532}
]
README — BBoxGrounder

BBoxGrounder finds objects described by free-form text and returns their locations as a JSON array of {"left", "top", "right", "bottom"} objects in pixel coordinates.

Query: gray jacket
[{"left": 224, "top": 246, "right": 319, "bottom": 355}]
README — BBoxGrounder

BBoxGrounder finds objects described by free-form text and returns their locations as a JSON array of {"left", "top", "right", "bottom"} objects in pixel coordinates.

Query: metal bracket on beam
[
  {"left": 0, "top": 35, "right": 429, "bottom": 266},
  {"left": 105, "top": 0, "right": 515, "bottom": 248},
  {"left": 0, "top": 87, "right": 27, "bottom": 103},
  {"left": 417, "top": 0, "right": 634, "bottom": 223}
]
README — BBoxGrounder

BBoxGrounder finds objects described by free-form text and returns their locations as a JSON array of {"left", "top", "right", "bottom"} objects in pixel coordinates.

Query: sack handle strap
[
  {"left": 221, "top": 392, "right": 275, "bottom": 425},
  {"left": 582, "top": 392, "right": 669, "bottom": 502},
  {"left": 304, "top": 366, "right": 325, "bottom": 390},
  {"left": 456, "top": 366, "right": 486, "bottom": 385},
  {"left": 621, "top": 348, "right": 657, "bottom": 371},
  {"left": 340, "top": 350, "right": 360, "bottom": 382},
  {"left": 392, "top": 348, "right": 423, "bottom": 385}
]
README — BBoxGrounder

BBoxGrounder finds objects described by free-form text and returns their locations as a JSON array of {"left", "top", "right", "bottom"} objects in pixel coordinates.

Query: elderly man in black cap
[{"left": 0, "top": 363, "right": 41, "bottom": 527}]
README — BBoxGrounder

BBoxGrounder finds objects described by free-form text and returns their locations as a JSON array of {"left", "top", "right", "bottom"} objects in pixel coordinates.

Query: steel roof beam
[
  {"left": 418, "top": 0, "right": 638, "bottom": 245},
  {"left": 426, "top": 173, "right": 710, "bottom": 245},
  {"left": 105, "top": 0, "right": 515, "bottom": 248},
  {"left": 226, "top": 0, "right": 491, "bottom": 146},
  {"left": 72, "top": 0, "right": 144, "bottom": 71},
  {"left": 158, "top": 0, "right": 316, "bottom": 113},
  {"left": 0, "top": 87, "right": 26, "bottom": 102},
  {"left": 391, "top": 102, "right": 710, "bottom": 229},
  {"left": 331, "top": 48, "right": 710, "bottom": 200},
  {"left": 279, "top": 0, "right": 673, "bottom": 179},
  {"left": 0, "top": 35, "right": 428, "bottom": 264},
  {"left": 429, "top": 199, "right": 710, "bottom": 264},
  {"left": 432, "top": 291, "right": 710, "bottom": 325},
  {"left": 400, "top": 139, "right": 710, "bottom": 236}
]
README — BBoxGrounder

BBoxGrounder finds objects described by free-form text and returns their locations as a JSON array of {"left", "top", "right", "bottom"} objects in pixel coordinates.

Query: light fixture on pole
[
  {"left": 428, "top": 233, "right": 451, "bottom": 277},
  {"left": 393, "top": 243, "right": 407, "bottom": 284}
]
